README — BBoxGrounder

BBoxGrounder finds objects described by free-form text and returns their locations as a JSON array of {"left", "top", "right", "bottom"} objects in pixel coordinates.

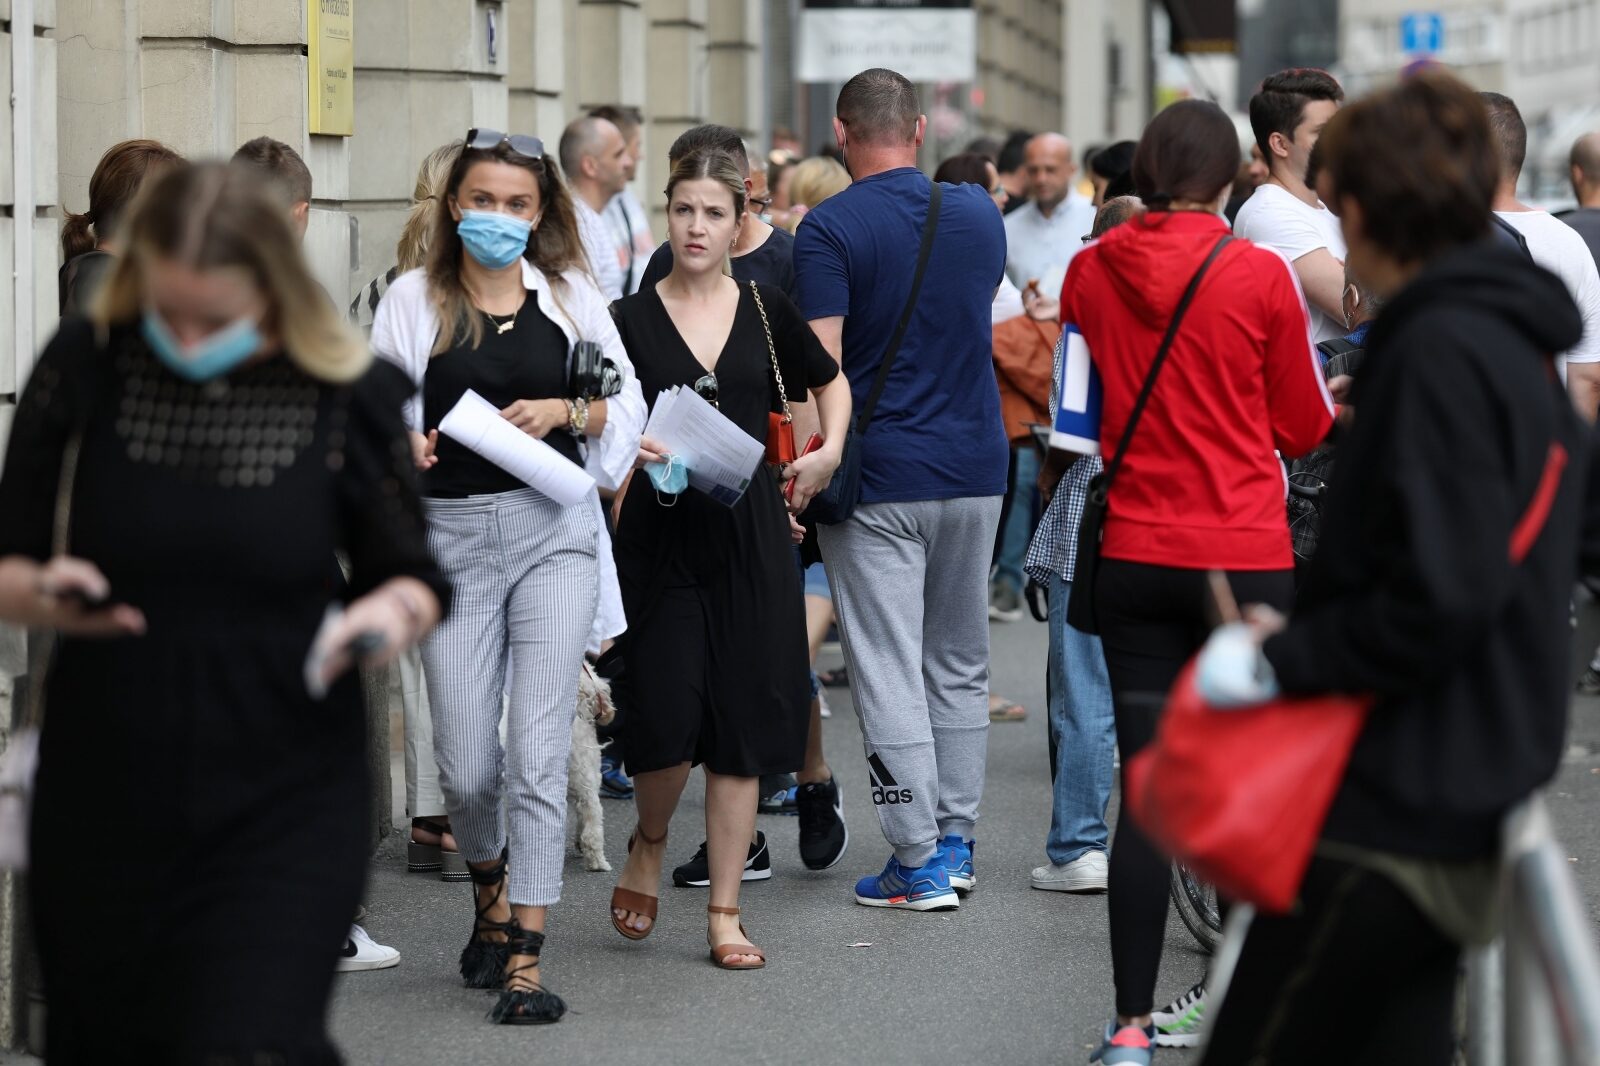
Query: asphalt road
[{"left": 320, "top": 599, "right": 1600, "bottom": 1066}]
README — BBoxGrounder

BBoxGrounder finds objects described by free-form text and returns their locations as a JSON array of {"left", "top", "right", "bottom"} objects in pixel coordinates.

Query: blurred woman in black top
[{"left": 0, "top": 161, "right": 447, "bottom": 1063}]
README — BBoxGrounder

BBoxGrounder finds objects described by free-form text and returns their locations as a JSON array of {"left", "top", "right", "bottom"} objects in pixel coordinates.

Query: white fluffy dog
[{"left": 568, "top": 660, "right": 613, "bottom": 871}]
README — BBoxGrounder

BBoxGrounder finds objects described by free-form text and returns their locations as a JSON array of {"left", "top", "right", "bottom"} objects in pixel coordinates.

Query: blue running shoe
[
  {"left": 939, "top": 835, "right": 975, "bottom": 894},
  {"left": 1089, "top": 1021, "right": 1157, "bottom": 1065},
  {"left": 853, "top": 855, "right": 960, "bottom": 911},
  {"left": 599, "top": 754, "right": 634, "bottom": 800}
]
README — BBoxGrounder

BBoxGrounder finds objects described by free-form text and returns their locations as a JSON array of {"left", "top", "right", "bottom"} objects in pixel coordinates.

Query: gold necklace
[{"left": 486, "top": 302, "right": 520, "bottom": 335}]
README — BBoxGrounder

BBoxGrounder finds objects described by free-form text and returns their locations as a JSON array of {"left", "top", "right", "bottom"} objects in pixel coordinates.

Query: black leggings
[
  {"left": 1094, "top": 559, "right": 1294, "bottom": 1018},
  {"left": 1200, "top": 855, "right": 1460, "bottom": 1066}
]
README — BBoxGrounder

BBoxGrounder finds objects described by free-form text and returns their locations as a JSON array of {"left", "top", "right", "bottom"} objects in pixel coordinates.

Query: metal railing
[
  {"left": 1466, "top": 797, "right": 1600, "bottom": 1066},
  {"left": 1206, "top": 795, "right": 1600, "bottom": 1066}
]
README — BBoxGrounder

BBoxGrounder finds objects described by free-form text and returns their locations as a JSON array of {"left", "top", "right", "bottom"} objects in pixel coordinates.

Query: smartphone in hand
[{"left": 784, "top": 434, "right": 825, "bottom": 503}]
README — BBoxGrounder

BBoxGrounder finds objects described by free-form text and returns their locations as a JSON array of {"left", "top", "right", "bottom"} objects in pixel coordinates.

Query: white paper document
[
  {"left": 438, "top": 390, "right": 596, "bottom": 506},
  {"left": 644, "top": 386, "right": 765, "bottom": 506}
]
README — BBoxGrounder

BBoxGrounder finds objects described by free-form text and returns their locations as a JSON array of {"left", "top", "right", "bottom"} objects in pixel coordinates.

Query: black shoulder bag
[
  {"left": 1066, "top": 235, "right": 1233, "bottom": 634},
  {"left": 808, "top": 182, "right": 943, "bottom": 525}
]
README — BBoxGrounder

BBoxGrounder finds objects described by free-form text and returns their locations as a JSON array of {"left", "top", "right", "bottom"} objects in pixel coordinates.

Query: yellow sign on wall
[{"left": 308, "top": 0, "right": 354, "bottom": 136}]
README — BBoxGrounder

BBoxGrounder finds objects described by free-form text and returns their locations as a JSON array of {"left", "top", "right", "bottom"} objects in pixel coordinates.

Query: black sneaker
[
  {"left": 671, "top": 832, "right": 773, "bottom": 887},
  {"left": 758, "top": 773, "right": 799, "bottom": 815},
  {"left": 796, "top": 778, "right": 849, "bottom": 870}
]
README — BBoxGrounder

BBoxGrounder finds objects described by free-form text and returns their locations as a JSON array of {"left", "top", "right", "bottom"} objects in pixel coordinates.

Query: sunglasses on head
[{"left": 466, "top": 128, "right": 546, "bottom": 160}]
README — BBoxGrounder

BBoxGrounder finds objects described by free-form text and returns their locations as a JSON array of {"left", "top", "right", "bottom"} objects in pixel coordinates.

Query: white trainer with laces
[
  {"left": 1030, "top": 849, "right": 1108, "bottom": 893},
  {"left": 1152, "top": 981, "right": 1208, "bottom": 1047},
  {"left": 336, "top": 924, "right": 400, "bottom": 972}
]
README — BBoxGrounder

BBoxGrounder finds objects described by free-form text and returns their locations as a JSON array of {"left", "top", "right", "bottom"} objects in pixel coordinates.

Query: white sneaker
[
  {"left": 1153, "top": 981, "right": 1207, "bottom": 1047},
  {"left": 818, "top": 689, "right": 832, "bottom": 719},
  {"left": 1030, "top": 850, "right": 1108, "bottom": 893},
  {"left": 336, "top": 924, "right": 400, "bottom": 972}
]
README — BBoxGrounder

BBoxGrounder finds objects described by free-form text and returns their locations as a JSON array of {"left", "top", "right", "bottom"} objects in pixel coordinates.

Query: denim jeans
[
  {"left": 994, "top": 446, "right": 1041, "bottom": 595},
  {"left": 1045, "top": 570, "right": 1116, "bottom": 865}
]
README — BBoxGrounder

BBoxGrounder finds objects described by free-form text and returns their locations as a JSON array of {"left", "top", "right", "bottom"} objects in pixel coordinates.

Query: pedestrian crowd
[{"left": 1, "top": 59, "right": 1598, "bottom": 1066}]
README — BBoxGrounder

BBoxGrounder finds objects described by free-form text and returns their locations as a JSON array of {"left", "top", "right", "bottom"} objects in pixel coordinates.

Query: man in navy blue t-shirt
[{"left": 794, "top": 67, "right": 1008, "bottom": 912}]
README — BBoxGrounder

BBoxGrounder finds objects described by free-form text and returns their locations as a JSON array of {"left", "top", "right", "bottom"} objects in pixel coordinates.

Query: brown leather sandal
[
  {"left": 609, "top": 825, "right": 667, "bottom": 941},
  {"left": 707, "top": 904, "right": 766, "bottom": 970}
]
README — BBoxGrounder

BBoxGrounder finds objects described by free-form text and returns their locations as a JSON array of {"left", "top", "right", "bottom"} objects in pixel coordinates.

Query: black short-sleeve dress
[
  {"left": 611, "top": 281, "right": 838, "bottom": 776},
  {"left": 0, "top": 319, "right": 449, "bottom": 1064}
]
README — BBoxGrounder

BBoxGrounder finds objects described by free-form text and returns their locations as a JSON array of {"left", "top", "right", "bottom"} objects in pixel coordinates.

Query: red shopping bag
[{"left": 1123, "top": 671, "right": 1372, "bottom": 914}]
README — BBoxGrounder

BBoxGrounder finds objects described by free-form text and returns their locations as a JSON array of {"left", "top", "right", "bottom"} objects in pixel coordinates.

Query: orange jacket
[{"left": 992, "top": 315, "right": 1060, "bottom": 445}]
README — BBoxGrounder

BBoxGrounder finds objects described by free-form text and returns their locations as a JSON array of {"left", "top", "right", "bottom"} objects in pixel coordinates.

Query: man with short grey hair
[
  {"left": 558, "top": 115, "right": 632, "bottom": 301},
  {"left": 794, "top": 67, "right": 1008, "bottom": 912},
  {"left": 1564, "top": 130, "right": 1600, "bottom": 267}
]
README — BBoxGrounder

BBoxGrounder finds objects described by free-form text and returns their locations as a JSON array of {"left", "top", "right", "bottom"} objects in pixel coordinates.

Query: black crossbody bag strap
[
  {"left": 1095, "top": 234, "right": 1233, "bottom": 496},
  {"left": 855, "top": 182, "right": 943, "bottom": 434}
]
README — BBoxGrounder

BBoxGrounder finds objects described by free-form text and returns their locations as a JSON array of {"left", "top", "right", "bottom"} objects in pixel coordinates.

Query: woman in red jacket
[{"left": 1064, "top": 100, "right": 1334, "bottom": 1065}]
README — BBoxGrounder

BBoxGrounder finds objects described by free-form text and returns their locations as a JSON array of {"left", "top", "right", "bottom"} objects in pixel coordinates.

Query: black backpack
[{"left": 1286, "top": 338, "right": 1366, "bottom": 564}]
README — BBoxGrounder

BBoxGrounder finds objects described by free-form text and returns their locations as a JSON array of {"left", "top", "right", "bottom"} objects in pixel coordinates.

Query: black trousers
[
  {"left": 1200, "top": 855, "right": 1460, "bottom": 1066},
  {"left": 1094, "top": 559, "right": 1295, "bottom": 1018}
]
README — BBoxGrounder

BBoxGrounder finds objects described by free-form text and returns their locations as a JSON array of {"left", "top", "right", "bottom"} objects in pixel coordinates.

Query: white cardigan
[
  {"left": 370, "top": 260, "right": 645, "bottom": 493},
  {"left": 370, "top": 260, "right": 645, "bottom": 646}
]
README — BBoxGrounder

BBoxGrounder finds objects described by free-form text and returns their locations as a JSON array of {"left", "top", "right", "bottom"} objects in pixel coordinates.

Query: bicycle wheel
[{"left": 1170, "top": 863, "right": 1222, "bottom": 954}]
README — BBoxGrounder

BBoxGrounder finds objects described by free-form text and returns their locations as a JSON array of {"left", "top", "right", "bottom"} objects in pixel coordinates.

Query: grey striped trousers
[{"left": 420, "top": 488, "right": 599, "bottom": 907}]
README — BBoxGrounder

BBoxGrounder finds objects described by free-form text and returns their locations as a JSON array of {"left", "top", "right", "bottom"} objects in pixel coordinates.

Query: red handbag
[
  {"left": 1125, "top": 440, "right": 1569, "bottom": 913},
  {"left": 750, "top": 282, "right": 797, "bottom": 466}
]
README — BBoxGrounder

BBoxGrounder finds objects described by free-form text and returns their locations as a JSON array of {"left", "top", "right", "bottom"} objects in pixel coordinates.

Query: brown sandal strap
[
  {"left": 707, "top": 905, "right": 741, "bottom": 916},
  {"left": 610, "top": 887, "right": 658, "bottom": 919},
  {"left": 712, "top": 942, "right": 766, "bottom": 963}
]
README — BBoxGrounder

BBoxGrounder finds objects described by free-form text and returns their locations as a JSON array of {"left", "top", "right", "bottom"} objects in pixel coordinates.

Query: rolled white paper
[{"left": 438, "top": 390, "right": 597, "bottom": 506}]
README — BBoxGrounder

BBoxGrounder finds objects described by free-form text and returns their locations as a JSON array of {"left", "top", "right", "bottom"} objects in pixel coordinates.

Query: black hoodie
[{"left": 1263, "top": 240, "right": 1587, "bottom": 860}]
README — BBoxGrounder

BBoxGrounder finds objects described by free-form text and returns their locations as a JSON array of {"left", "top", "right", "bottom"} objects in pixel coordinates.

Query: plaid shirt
[{"left": 1024, "top": 333, "right": 1103, "bottom": 585}]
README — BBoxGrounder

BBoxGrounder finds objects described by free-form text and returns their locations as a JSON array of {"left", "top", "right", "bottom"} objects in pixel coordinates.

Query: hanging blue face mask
[
  {"left": 645, "top": 454, "right": 688, "bottom": 502},
  {"left": 141, "top": 309, "right": 262, "bottom": 383},
  {"left": 457, "top": 210, "right": 533, "bottom": 269}
]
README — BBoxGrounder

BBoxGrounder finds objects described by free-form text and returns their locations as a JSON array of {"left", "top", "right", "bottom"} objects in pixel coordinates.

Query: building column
[{"left": 1, "top": 0, "right": 59, "bottom": 1045}]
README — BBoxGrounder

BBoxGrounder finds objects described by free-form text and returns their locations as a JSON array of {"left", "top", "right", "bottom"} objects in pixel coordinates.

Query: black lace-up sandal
[
  {"left": 459, "top": 849, "right": 512, "bottom": 989},
  {"left": 487, "top": 925, "right": 567, "bottom": 1025}
]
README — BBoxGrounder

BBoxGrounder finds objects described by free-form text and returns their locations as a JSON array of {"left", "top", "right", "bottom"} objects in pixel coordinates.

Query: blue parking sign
[{"left": 1400, "top": 12, "right": 1443, "bottom": 55}]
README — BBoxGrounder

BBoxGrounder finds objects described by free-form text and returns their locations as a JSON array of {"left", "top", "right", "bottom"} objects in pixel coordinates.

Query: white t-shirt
[
  {"left": 1003, "top": 197, "right": 1099, "bottom": 301},
  {"left": 1233, "top": 183, "right": 1348, "bottom": 344},
  {"left": 992, "top": 275, "right": 1025, "bottom": 324},
  {"left": 574, "top": 197, "right": 626, "bottom": 302},
  {"left": 1497, "top": 210, "right": 1600, "bottom": 366},
  {"left": 604, "top": 188, "right": 656, "bottom": 295}
]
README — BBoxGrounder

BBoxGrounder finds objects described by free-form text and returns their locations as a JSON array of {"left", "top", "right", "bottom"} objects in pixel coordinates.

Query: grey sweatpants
[
  {"left": 819, "top": 496, "right": 1001, "bottom": 868},
  {"left": 421, "top": 488, "right": 599, "bottom": 907}
]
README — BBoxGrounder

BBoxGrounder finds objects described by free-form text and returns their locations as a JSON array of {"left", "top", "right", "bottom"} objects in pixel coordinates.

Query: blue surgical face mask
[
  {"left": 141, "top": 309, "right": 262, "bottom": 383},
  {"left": 645, "top": 454, "right": 688, "bottom": 503},
  {"left": 457, "top": 210, "right": 533, "bottom": 269}
]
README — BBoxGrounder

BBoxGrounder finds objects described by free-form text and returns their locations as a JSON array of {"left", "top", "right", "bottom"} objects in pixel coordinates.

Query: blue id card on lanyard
[{"left": 1051, "top": 324, "right": 1102, "bottom": 455}]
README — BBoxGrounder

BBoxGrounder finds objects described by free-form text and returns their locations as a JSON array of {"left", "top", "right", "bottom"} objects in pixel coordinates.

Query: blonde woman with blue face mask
[
  {"left": 370, "top": 130, "right": 645, "bottom": 1026},
  {"left": 0, "top": 161, "right": 448, "bottom": 1062}
]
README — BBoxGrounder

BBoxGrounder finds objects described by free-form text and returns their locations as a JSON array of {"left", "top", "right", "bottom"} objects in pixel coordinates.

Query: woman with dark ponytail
[
  {"left": 1063, "top": 99, "right": 1335, "bottom": 1064},
  {"left": 59, "top": 138, "right": 183, "bottom": 315}
]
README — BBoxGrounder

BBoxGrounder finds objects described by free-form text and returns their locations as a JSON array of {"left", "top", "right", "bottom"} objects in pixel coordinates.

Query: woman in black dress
[
  {"left": 607, "top": 148, "right": 851, "bottom": 968},
  {"left": 0, "top": 162, "right": 448, "bottom": 1063}
]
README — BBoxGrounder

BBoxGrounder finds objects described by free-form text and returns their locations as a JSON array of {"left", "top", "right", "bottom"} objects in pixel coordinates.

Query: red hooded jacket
[{"left": 1060, "top": 211, "right": 1333, "bottom": 571}]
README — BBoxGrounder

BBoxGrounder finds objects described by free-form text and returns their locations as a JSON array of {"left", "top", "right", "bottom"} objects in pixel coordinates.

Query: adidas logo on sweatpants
[{"left": 868, "top": 753, "right": 913, "bottom": 805}]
